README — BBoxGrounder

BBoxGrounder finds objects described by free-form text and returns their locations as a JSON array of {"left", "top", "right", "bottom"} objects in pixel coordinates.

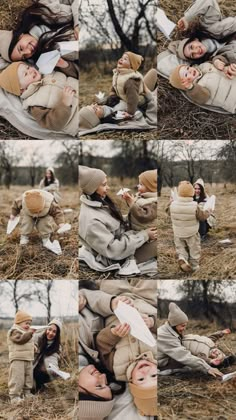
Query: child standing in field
[
  {"left": 170, "top": 180, "right": 210, "bottom": 272},
  {"left": 7, "top": 310, "right": 35, "bottom": 404}
]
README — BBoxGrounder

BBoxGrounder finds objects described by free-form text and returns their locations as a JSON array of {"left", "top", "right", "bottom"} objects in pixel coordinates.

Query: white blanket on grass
[{"left": 79, "top": 119, "right": 155, "bottom": 136}]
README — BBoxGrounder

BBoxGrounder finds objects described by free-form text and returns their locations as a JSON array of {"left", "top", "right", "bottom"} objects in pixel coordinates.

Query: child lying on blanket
[
  {"left": 0, "top": 61, "right": 78, "bottom": 136},
  {"left": 78, "top": 103, "right": 133, "bottom": 130},
  {"left": 182, "top": 329, "right": 236, "bottom": 368},
  {"left": 169, "top": 62, "right": 236, "bottom": 112}
]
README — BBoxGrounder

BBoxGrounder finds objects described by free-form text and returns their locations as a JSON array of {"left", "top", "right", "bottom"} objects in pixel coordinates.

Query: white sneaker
[
  {"left": 24, "top": 392, "right": 34, "bottom": 399},
  {"left": 192, "top": 265, "right": 200, "bottom": 272},
  {"left": 10, "top": 397, "right": 23, "bottom": 404},
  {"left": 118, "top": 258, "right": 140, "bottom": 276},
  {"left": 20, "top": 235, "right": 29, "bottom": 245}
]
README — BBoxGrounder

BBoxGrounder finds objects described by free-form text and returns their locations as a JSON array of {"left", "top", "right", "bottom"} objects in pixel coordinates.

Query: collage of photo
[{"left": 0, "top": 0, "right": 236, "bottom": 419}]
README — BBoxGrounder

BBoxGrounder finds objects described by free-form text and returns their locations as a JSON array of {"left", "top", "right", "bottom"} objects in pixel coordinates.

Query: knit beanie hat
[
  {"left": 0, "top": 62, "right": 23, "bottom": 96},
  {"left": 178, "top": 181, "right": 194, "bottom": 197},
  {"left": 0, "top": 30, "right": 13, "bottom": 62},
  {"left": 168, "top": 302, "right": 188, "bottom": 327},
  {"left": 79, "top": 165, "right": 106, "bottom": 195},
  {"left": 46, "top": 167, "right": 55, "bottom": 175},
  {"left": 169, "top": 65, "right": 187, "bottom": 90},
  {"left": 175, "top": 38, "right": 190, "bottom": 60},
  {"left": 139, "top": 169, "right": 157, "bottom": 192},
  {"left": 126, "top": 51, "right": 143, "bottom": 71},
  {"left": 48, "top": 318, "right": 62, "bottom": 331},
  {"left": 24, "top": 190, "right": 45, "bottom": 213},
  {"left": 194, "top": 178, "right": 205, "bottom": 189},
  {"left": 128, "top": 383, "right": 157, "bottom": 416},
  {"left": 79, "top": 400, "right": 115, "bottom": 420},
  {"left": 79, "top": 106, "right": 100, "bottom": 130},
  {"left": 15, "top": 310, "right": 32, "bottom": 324}
]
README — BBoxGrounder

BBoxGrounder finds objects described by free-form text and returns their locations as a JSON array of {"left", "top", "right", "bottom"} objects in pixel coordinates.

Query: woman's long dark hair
[
  {"left": 38, "top": 325, "right": 61, "bottom": 356},
  {"left": 193, "top": 183, "right": 206, "bottom": 203},
  {"left": 8, "top": 2, "right": 73, "bottom": 60},
  {"left": 44, "top": 170, "right": 55, "bottom": 186},
  {"left": 88, "top": 192, "right": 125, "bottom": 227}
]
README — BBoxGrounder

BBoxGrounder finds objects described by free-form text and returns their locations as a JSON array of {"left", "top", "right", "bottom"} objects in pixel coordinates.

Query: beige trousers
[
  {"left": 8, "top": 360, "right": 33, "bottom": 399},
  {"left": 174, "top": 233, "right": 201, "bottom": 269},
  {"left": 21, "top": 213, "right": 53, "bottom": 237}
]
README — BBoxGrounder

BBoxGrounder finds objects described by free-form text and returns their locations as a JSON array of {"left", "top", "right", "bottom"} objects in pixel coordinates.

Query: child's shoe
[
  {"left": 118, "top": 257, "right": 141, "bottom": 276},
  {"left": 10, "top": 396, "right": 23, "bottom": 404},
  {"left": 192, "top": 265, "right": 200, "bottom": 272},
  {"left": 24, "top": 392, "right": 34, "bottom": 399},
  {"left": 20, "top": 235, "right": 29, "bottom": 245},
  {"left": 178, "top": 258, "right": 192, "bottom": 272}
]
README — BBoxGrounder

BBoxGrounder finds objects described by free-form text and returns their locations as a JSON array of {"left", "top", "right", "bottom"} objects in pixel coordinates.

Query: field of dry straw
[
  {"left": 158, "top": 184, "right": 236, "bottom": 279},
  {"left": 0, "top": 186, "right": 79, "bottom": 280}
]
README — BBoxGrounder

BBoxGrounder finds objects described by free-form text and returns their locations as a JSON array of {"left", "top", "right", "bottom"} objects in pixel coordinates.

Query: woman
[
  {"left": 33, "top": 319, "right": 62, "bottom": 391},
  {"left": 79, "top": 166, "right": 158, "bottom": 275},
  {"left": 0, "top": 1, "right": 78, "bottom": 65},
  {"left": 193, "top": 178, "right": 215, "bottom": 241},
  {"left": 39, "top": 167, "right": 61, "bottom": 203},
  {"left": 157, "top": 302, "right": 223, "bottom": 378}
]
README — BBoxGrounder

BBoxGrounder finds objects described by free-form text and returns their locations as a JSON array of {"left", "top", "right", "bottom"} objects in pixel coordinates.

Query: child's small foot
[
  {"left": 24, "top": 392, "right": 34, "bottom": 399},
  {"left": 178, "top": 258, "right": 192, "bottom": 273},
  {"left": 192, "top": 265, "right": 200, "bottom": 272},
  {"left": 10, "top": 397, "right": 23, "bottom": 404},
  {"left": 20, "top": 235, "right": 29, "bottom": 245}
]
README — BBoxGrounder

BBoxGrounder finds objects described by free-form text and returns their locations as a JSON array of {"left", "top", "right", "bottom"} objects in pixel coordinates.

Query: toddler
[
  {"left": 169, "top": 181, "right": 209, "bottom": 272},
  {"left": 78, "top": 103, "right": 131, "bottom": 130},
  {"left": 10, "top": 189, "right": 65, "bottom": 245},
  {"left": 7, "top": 310, "right": 35, "bottom": 404},
  {"left": 0, "top": 61, "right": 78, "bottom": 136}
]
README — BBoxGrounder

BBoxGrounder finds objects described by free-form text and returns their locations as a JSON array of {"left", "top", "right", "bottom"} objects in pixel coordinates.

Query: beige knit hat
[
  {"left": 169, "top": 64, "right": 187, "bottom": 90},
  {"left": 178, "top": 181, "right": 194, "bottom": 197},
  {"left": 175, "top": 38, "right": 190, "bottom": 60},
  {"left": 194, "top": 178, "right": 205, "bottom": 189},
  {"left": 126, "top": 51, "right": 143, "bottom": 71},
  {"left": 128, "top": 383, "right": 157, "bottom": 416},
  {"left": 0, "top": 30, "right": 13, "bottom": 62},
  {"left": 79, "top": 400, "right": 114, "bottom": 420},
  {"left": 139, "top": 169, "right": 157, "bottom": 192},
  {"left": 24, "top": 190, "right": 45, "bottom": 214},
  {"left": 79, "top": 106, "right": 100, "bottom": 130},
  {"left": 79, "top": 165, "right": 106, "bottom": 195},
  {"left": 48, "top": 318, "right": 62, "bottom": 331},
  {"left": 0, "top": 62, "right": 23, "bottom": 96},
  {"left": 15, "top": 310, "right": 32, "bottom": 324},
  {"left": 168, "top": 302, "right": 188, "bottom": 327}
]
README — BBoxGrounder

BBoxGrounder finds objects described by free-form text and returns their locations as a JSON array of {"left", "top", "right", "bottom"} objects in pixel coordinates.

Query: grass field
[
  {"left": 0, "top": 323, "right": 78, "bottom": 420},
  {"left": 158, "top": 184, "right": 236, "bottom": 279},
  {"left": 0, "top": 186, "right": 79, "bottom": 280},
  {"left": 158, "top": 319, "right": 236, "bottom": 419}
]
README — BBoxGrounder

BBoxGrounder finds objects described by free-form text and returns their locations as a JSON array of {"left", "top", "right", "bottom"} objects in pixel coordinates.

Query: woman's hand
[
  {"left": 56, "top": 58, "right": 69, "bottom": 69},
  {"left": 10, "top": 214, "right": 15, "bottom": 220},
  {"left": 177, "top": 17, "right": 189, "bottom": 31},
  {"left": 141, "top": 314, "right": 154, "bottom": 329},
  {"left": 111, "top": 323, "right": 130, "bottom": 337},
  {"left": 146, "top": 227, "right": 158, "bottom": 241},
  {"left": 224, "top": 63, "right": 236, "bottom": 79},
  {"left": 79, "top": 294, "right": 87, "bottom": 311},
  {"left": 214, "top": 59, "right": 225, "bottom": 71},
  {"left": 62, "top": 86, "right": 75, "bottom": 106},
  {"left": 207, "top": 367, "right": 223, "bottom": 378},
  {"left": 111, "top": 295, "right": 133, "bottom": 311},
  {"left": 222, "top": 328, "right": 231, "bottom": 334},
  {"left": 122, "top": 192, "right": 135, "bottom": 205}
]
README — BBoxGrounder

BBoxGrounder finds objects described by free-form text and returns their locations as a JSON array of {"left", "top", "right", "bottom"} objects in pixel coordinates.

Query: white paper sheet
[
  {"left": 58, "top": 41, "right": 79, "bottom": 55},
  {"left": 204, "top": 195, "right": 216, "bottom": 211},
  {"left": 48, "top": 363, "right": 70, "bottom": 380},
  {"left": 156, "top": 8, "right": 176, "bottom": 39},
  {"left": 57, "top": 223, "right": 71, "bottom": 234},
  {"left": 170, "top": 187, "right": 178, "bottom": 201},
  {"left": 116, "top": 188, "right": 131, "bottom": 196},
  {"left": 44, "top": 239, "right": 62, "bottom": 255},
  {"left": 36, "top": 50, "right": 61, "bottom": 74},
  {"left": 95, "top": 91, "right": 105, "bottom": 101},
  {"left": 7, "top": 216, "right": 20, "bottom": 234},
  {"left": 31, "top": 325, "right": 48, "bottom": 330},
  {"left": 114, "top": 301, "right": 156, "bottom": 347},
  {"left": 219, "top": 239, "right": 232, "bottom": 244},
  {"left": 63, "top": 208, "right": 73, "bottom": 213},
  {"left": 221, "top": 371, "right": 236, "bottom": 382}
]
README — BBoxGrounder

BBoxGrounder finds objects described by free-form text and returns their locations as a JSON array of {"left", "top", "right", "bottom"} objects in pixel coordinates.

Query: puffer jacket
[{"left": 7, "top": 325, "right": 34, "bottom": 362}]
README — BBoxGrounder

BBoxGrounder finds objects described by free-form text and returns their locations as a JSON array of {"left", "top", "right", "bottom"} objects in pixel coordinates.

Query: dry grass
[
  {"left": 157, "top": 184, "right": 236, "bottom": 279},
  {"left": 0, "top": 186, "right": 79, "bottom": 280},
  {"left": 157, "top": 0, "right": 236, "bottom": 140},
  {"left": 158, "top": 319, "right": 236, "bottom": 419},
  {"left": 0, "top": 323, "right": 78, "bottom": 419}
]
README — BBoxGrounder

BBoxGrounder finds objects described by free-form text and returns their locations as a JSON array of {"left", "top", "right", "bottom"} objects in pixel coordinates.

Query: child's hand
[
  {"left": 177, "top": 17, "right": 189, "bottom": 31},
  {"left": 122, "top": 192, "right": 135, "bottom": 205},
  {"left": 79, "top": 294, "right": 87, "bottom": 311},
  {"left": 146, "top": 227, "right": 158, "bottom": 241},
  {"left": 141, "top": 314, "right": 154, "bottom": 329},
  {"left": 222, "top": 328, "right": 231, "bottom": 334},
  {"left": 58, "top": 223, "right": 65, "bottom": 229},
  {"left": 111, "top": 323, "right": 130, "bottom": 337},
  {"left": 10, "top": 214, "right": 15, "bottom": 220},
  {"left": 224, "top": 63, "right": 236, "bottom": 79},
  {"left": 111, "top": 295, "right": 134, "bottom": 311},
  {"left": 181, "top": 78, "right": 193, "bottom": 90},
  {"left": 56, "top": 58, "right": 69, "bottom": 69},
  {"left": 62, "top": 86, "right": 75, "bottom": 107},
  {"left": 122, "top": 112, "right": 133, "bottom": 119},
  {"left": 214, "top": 59, "right": 225, "bottom": 71},
  {"left": 30, "top": 328, "right": 36, "bottom": 334},
  {"left": 74, "top": 25, "right": 79, "bottom": 40}
]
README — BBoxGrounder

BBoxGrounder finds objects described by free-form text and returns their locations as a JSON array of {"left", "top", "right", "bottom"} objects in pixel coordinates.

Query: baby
[
  {"left": 0, "top": 61, "right": 78, "bottom": 136},
  {"left": 169, "top": 62, "right": 236, "bottom": 113},
  {"left": 7, "top": 310, "right": 35, "bottom": 404},
  {"left": 79, "top": 103, "right": 132, "bottom": 130}
]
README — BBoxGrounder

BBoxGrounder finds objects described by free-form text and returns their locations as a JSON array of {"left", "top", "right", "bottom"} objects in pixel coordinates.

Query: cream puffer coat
[
  {"left": 7, "top": 325, "right": 34, "bottom": 362},
  {"left": 170, "top": 197, "right": 199, "bottom": 238},
  {"left": 112, "top": 68, "right": 144, "bottom": 102},
  {"left": 182, "top": 334, "right": 217, "bottom": 359}
]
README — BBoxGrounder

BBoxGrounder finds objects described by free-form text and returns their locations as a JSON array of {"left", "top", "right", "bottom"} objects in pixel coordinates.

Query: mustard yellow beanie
[
  {"left": 0, "top": 62, "right": 23, "bottom": 96},
  {"left": 24, "top": 190, "right": 45, "bottom": 214},
  {"left": 126, "top": 51, "right": 143, "bottom": 71},
  {"left": 15, "top": 310, "right": 32, "bottom": 324},
  {"left": 139, "top": 169, "right": 157, "bottom": 192},
  {"left": 169, "top": 65, "right": 187, "bottom": 90},
  {"left": 178, "top": 181, "right": 194, "bottom": 197}
]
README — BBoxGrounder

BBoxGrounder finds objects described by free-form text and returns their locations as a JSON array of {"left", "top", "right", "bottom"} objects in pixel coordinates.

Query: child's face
[
  {"left": 179, "top": 65, "right": 200, "bottom": 84},
  {"left": 46, "top": 324, "right": 57, "bottom": 340},
  {"left": 78, "top": 365, "right": 112, "bottom": 400},
  {"left": 91, "top": 104, "right": 104, "bottom": 119},
  {"left": 19, "top": 320, "right": 32, "bottom": 330},
  {"left": 11, "top": 34, "right": 38, "bottom": 61},
  {"left": 183, "top": 39, "right": 207, "bottom": 59},
  {"left": 96, "top": 176, "right": 109, "bottom": 198},
  {"left": 17, "top": 64, "right": 42, "bottom": 92},
  {"left": 117, "top": 53, "right": 131, "bottom": 69},
  {"left": 138, "top": 183, "right": 148, "bottom": 194},
  {"left": 131, "top": 360, "right": 157, "bottom": 388}
]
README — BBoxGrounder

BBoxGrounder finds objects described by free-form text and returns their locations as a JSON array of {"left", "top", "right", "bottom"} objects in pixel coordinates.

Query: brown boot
[{"left": 178, "top": 258, "right": 192, "bottom": 272}]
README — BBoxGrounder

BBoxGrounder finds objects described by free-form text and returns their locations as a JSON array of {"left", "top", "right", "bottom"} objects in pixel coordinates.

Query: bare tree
[
  {"left": 0, "top": 280, "right": 37, "bottom": 312},
  {"left": 0, "top": 141, "right": 21, "bottom": 189},
  {"left": 55, "top": 140, "right": 79, "bottom": 184},
  {"left": 34, "top": 280, "right": 54, "bottom": 323}
]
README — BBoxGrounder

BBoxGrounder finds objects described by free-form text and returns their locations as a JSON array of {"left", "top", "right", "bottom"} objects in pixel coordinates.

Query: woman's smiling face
[
  {"left": 46, "top": 324, "right": 58, "bottom": 340},
  {"left": 95, "top": 177, "right": 109, "bottom": 198},
  {"left": 11, "top": 34, "right": 38, "bottom": 61},
  {"left": 79, "top": 365, "right": 112, "bottom": 400},
  {"left": 183, "top": 39, "right": 207, "bottom": 59}
]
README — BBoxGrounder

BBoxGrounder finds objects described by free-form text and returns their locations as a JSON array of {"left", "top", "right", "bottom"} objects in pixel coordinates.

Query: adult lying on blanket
[
  {"left": 0, "top": 1, "right": 78, "bottom": 67},
  {"left": 168, "top": 0, "right": 236, "bottom": 79},
  {"left": 0, "top": 62, "right": 78, "bottom": 136},
  {"left": 157, "top": 302, "right": 223, "bottom": 378}
]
